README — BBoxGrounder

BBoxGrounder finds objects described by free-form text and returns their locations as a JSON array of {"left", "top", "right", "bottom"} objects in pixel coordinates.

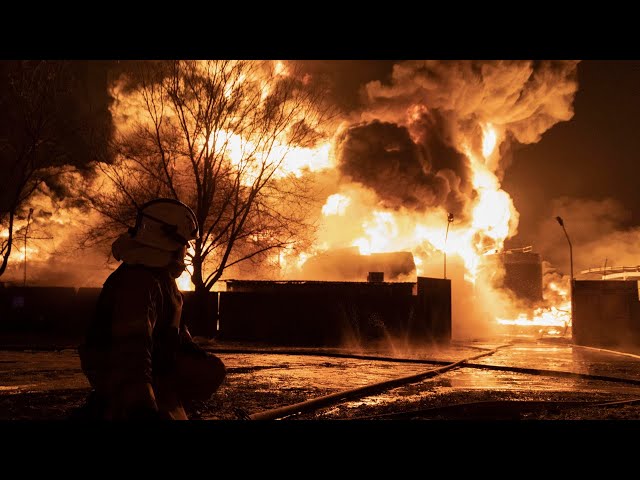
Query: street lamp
[
  {"left": 444, "top": 213, "right": 454, "bottom": 279},
  {"left": 556, "top": 215, "right": 574, "bottom": 336},
  {"left": 555, "top": 216, "right": 573, "bottom": 281}
]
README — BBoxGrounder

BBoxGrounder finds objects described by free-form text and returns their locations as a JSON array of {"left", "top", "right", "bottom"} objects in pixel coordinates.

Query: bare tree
[
  {"left": 84, "top": 60, "right": 335, "bottom": 294},
  {"left": 0, "top": 60, "right": 111, "bottom": 279}
]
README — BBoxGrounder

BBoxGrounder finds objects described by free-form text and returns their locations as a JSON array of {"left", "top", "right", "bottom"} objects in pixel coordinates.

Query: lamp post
[
  {"left": 556, "top": 216, "right": 574, "bottom": 335},
  {"left": 556, "top": 216, "right": 573, "bottom": 281},
  {"left": 444, "top": 213, "right": 454, "bottom": 279}
]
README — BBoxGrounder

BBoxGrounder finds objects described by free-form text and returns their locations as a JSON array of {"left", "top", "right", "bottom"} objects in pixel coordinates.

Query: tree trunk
[
  {"left": 192, "top": 252, "right": 205, "bottom": 292},
  {"left": 0, "top": 211, "right": 15, "bottom": 278}
]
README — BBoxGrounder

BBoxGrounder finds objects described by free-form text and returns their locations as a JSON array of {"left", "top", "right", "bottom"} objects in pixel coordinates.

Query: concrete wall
[
  {"left": 0, "top": 286, "right": 217, "bottom": 341},
  {"left": 219, "top": 288, "right": 415, "bottom": 346},
  {"left": 573, "top": 280, "right": 640, "bottom": 347},
  {"left": 1, "top": 277, "right": 452, "bottom": 347},
  {"left": 415, "top": 277, "right": 451, "bottom": 343},
  {"left": 220, "top": 278, "right": 450, "bottom": 346}
]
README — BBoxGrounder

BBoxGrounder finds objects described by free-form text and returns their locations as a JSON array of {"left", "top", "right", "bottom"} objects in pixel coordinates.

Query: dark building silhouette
[{"left": 0, "top": 276, "right": 451, "bottom": 347}]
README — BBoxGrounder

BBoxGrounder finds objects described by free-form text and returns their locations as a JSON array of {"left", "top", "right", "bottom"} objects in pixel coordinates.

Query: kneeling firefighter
[{"left": 77, "top": 198, "right": 226, "bottom": 420}]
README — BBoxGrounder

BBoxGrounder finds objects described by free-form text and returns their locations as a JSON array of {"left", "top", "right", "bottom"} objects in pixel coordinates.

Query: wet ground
[{"left": 2, "top": 334, "right": 640, "bottom": 421}]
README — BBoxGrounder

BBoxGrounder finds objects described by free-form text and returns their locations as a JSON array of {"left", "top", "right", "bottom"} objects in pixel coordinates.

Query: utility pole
[
  {"left": 444, "top": 213, "right": 454, "bottom": 279},
  {"left": 556, "top": 216, "right": 573, "bottom": 282},
  {"left": 556, "top": 216, "right": 574, "bottom": 336}
]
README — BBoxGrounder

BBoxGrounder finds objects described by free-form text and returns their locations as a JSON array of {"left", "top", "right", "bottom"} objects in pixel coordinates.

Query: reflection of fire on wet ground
[
  {"left": 213, "top": 340, "right": 640, "bottom": 420},
  {"left": 494, "top": 323, "right": 572, "bottom": 340},
  {"left": 2, "top": 338, "right": 640, "bottom": 420}
]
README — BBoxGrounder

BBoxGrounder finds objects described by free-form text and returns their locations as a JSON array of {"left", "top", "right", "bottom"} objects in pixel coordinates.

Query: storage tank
[
  {"left": 501, "top": 249, "right": 543, "bottom": 303},
  {"left": 480, "top": 247, "right": 543, "bottom": 304}
]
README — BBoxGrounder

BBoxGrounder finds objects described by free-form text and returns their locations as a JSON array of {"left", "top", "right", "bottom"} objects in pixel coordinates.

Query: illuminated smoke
[
  {"left": 538, "top": 197, "right": 640, "bottom": 276},
  {"left": 338, "top": 60, "right": 578, "bottom": 209},
  {"left": 363, "top": 61, "right": 578, "bottom": 150}
]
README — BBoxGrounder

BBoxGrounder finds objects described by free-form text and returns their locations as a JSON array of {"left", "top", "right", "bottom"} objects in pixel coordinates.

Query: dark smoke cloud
[
  {"left": 408, "top": 108, "right": 475, "bottom": 212},
  {"left": 328, "top": 60, "right": 579, "bottom": 226},
  {"left": 408, "top": 109, "right": 467, "bottom": 175},
  {"left": 335, "top": 120, "right": 462, "bottom": 213}
]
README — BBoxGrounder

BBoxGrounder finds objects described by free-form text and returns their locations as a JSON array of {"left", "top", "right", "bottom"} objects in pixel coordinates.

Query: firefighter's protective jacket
[{"left": 79, "top": 263, "right": 224, "bottom": 419}]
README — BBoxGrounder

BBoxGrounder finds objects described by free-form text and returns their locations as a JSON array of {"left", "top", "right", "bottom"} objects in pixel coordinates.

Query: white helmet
[{"left": 128, "top": 198, "right": 199, "bottom": 252}]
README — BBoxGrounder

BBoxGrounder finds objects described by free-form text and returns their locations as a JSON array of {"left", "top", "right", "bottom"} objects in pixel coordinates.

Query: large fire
[
  {"left": 2, "top": 60, "right": 578, "bottom": 336},
  {"left": 306, "top": 123, "right": 572, "bottom": 333}
]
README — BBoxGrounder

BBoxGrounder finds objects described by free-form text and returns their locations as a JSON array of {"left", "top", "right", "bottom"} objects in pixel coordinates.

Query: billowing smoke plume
[
  {"left": 363, "top": 60, "right": 578, "bottom": 147},
  {"left": 334, "top": 60, "right": 579, "bottom": 221},
  {"left": 317, "top": 60, "right": 580, "bottom": 339},
  {"left": 335, "top": 120, "right": 469, "bottom": 215}
]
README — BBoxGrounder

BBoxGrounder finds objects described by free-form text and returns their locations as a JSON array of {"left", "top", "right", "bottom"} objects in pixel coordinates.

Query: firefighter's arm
[{"left": 109, "top": 270, "right": 162, "bottom": 418}]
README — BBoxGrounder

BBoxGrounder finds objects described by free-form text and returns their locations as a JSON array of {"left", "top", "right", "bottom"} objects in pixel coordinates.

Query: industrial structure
[
  {"left": 572, "top": 265, "right": 640, "bottom": 347},
  {"left": 479, "top": 246, "right": 544, "bottom": 304}
]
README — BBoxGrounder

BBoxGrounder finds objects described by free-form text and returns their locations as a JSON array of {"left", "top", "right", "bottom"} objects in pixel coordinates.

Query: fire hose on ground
[
  {"left": 246, "top": 344, "right": 512, "bottom": 420},
  {"left": 210, "top": 344, "right": 640, "bottom": 388},
  {"left": 572, "top": 344, "right": 640, "bottom": 360},
  {"left": 221, "top": 342, "right": 640, "bottom": 420},
  {"left": 205, "top": 342, "right": 499, "bottom": 368}
]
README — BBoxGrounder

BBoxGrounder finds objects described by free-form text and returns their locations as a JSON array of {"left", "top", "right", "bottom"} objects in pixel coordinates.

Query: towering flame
[{"left": 482, "top": 123, "right": 497, "bottom": 158}]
